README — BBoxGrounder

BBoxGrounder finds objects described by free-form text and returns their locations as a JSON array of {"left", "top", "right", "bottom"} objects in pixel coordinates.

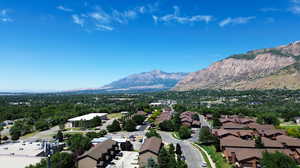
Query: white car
[{"left": 201, "top": 161, "right": 207, "bottom": 167}]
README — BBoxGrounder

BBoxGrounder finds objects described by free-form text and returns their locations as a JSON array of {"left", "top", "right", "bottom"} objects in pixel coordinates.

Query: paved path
[{"left": 159, "top": 131, "right": 205, "bottom": 168}]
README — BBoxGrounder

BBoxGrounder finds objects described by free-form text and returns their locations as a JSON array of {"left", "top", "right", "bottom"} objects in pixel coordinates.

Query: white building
[
  {"left": 67, "top": 113, "right": 108, "bottom": 128},
  {"left": 0, "top": 141, "right": 46, "bottom": 168}
]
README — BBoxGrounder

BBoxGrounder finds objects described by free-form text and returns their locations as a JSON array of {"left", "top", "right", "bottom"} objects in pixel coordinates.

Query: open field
[{"left": 107, "top": 113, "right": 123, "bottom": 120}]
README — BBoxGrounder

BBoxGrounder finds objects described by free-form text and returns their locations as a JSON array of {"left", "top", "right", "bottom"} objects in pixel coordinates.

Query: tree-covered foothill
[{"left": 261, "top": 151, "right": 298, "bottom": 168}]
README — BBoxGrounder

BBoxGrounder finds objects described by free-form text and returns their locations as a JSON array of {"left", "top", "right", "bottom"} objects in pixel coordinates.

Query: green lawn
[
  {"left": 279, "top": 124, "right": 300, "bottom": 129},
  {"left": 201, "top": 145, "right": 233, "bottom": 168},
  {"left": 107, "top": 113, "right": 123, "bottom": 120},
  {"left": 192, "top": 143, "right": 212, "bottom": 168}
]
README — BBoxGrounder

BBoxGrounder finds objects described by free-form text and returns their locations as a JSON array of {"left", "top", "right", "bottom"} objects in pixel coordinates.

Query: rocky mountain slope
[
  {"left": 100, "top": 70, "right": 188, "bottom": 92},
  {"left": 173, "top": 41, "right": 300, "bottom": 91}
]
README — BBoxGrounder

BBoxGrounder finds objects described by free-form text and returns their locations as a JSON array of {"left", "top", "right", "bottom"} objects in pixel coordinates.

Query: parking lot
[{"left": 107, "top": 151, "right": 139, "bottom": 168}]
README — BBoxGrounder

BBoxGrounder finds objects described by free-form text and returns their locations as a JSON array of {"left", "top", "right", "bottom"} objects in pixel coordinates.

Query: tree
[
  {"left": 120, "top": 141, "right": 133, "bottom": 151},
  {"left": 89, "top": 116, "right": 102, "bottom": 128},
  {"left": 159, "top": 120, "right": 175, "bottom": 131},
  {"left": 35, "top": 120, "right": 49, "bottom": 131},
  {"left": 50, "top": 152, "right": 74, "bottom": 168},
  {"left": 175, "top": 143, "right": 182, "bottom": 156},
  {"left": 146, "top": 158, "right": 159, "bottom": 168},
  {"left": 257, "top": 113, "right": 280, "bottom": 126},
  {"left": 255, "top": 136, "right": 264, "bottom": 148},
  {"left": 178, "top": 126, "right": 191, "bottom": 139},
  {"left": 199, "top": 127, "right": 214, "bottom": 143},
  {"left": 67, "top": 134, "right": 91, "bottom": 157},
  {"left": 132, "top": 115, "right": 145, "bottom": 125},
  {"left": 169, "top": 144, "right": 175, "bottom": 156},
  {"left": 146, "top": 128, "right": 161, "bottom": 138},
  {"left": 10, "top": 125, "right": 21, "bottom": 140},
  {"left": 158, "top": 148, "right": 170, "bottom": 168},
  {"left": 124, "top": 119, "right": 137, "bottom": 132},
  {"left": 287, "top": 128, "right": 300, "bottom": 138},
  {"left": 261, "top": 151, "right": 297, "bottom": 168},
  {"left": 56, "top": 130, "right": 64, "bottom": 142},
  {"left": 107, "top": 120, "right": 121, "bottom": 132}
]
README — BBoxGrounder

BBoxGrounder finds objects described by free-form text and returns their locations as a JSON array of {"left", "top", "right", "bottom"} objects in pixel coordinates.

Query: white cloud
[
  {"left": 291, "top": 0, "right": 300, "bottom": 4},
  {"left": 219, "top": 16, "right": 255, "bottom": 27},
  {"left": 96, "top": 24, "right": 114, "bottom": 31},
  {"left": 57, "top": 6, "right": 73, "bottom": 12},
  {"left": 0, "top": 9, "right": 13, "bottom": 23},
  {"left": 260, "top": 8, "right": 281, "bottom": 12},
  {"left": 289, "top": 5, "right": 300, "bottom": 14},
  {"left": 72, "top": 14, "right": 84, "bottom": 26},
  {"left": 153, "top": 6, "right": 213, "bottom": 24}
]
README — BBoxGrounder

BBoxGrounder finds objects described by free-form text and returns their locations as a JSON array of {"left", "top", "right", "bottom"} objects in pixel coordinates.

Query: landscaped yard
[
  {"left": 201, "top": 145, "right": 233, "bottom": 168},
  {"left": 107, "top": 113, "right": 123, "bottom": 120}
]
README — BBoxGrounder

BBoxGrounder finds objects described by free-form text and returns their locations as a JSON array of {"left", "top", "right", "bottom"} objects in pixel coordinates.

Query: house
[
  {"left": 139, "top": 137, "right": 163, "bottom": 168},
  {"left": 155, "top": 110, "right": 172, "bottom": 125},
  {"left": 220, "top": 135, "right": 255, "bottom": 151},
  {"left": 275, "top": 135, "right": 300, "bottom": 148},
  {"left": 294, "top": 117, "right": 300, "bottom": 125},
  {"left": 213, "top": 129, "right": 255, "bottom": 139},
  {"left": 257, "top": 129, "right": 286, "bottom": 139},
  {"left": 224, "top": 148, "right": 295, "bottom": 168},
  {"left": 248, "top": 123, "right": 275, "bottom": 131},
  {"left": 221, "top": 123, "right": 248, "bottom": 130},
  {"left": 77, "top": 139, "right": 119, "bottom": 168},
  {"left": 179, "top": 112, "right": 200, "bottom": 128}
]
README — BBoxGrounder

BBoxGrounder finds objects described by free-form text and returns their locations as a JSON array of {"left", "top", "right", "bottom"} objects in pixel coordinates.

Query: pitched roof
[
  {"left": 220, "top": 135, "right": 255, "bottom": 148},
  {"left": 258, "top": 129, "right": 286, "bottom": 137},
  {"left": 213, "top": 129, "right": 254, "bottom": 137},
  {"left": 261, "top": 137, "right": 284, "bottom": 148},
  {"left": 221, "top": 123, "right": 248, "bottom": 129},
  {"left": 248, "top": 123, "right": 275, "bottom": 130},
  {"left": 140, "top": 137, "right": 162, "bottom": 155},
  {"left": 225, "top": 148, "right": 294, "bottom": 162},
  {"left": 276, "top": 135, "right": 300, "bottom": 147},
  {"left": 78, "top": 139, "right": 117, "bottom": 160}
]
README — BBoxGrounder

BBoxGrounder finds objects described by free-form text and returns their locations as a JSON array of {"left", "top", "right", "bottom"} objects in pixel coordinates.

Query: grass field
[{"left": 107, "top": 113, "right": 123, "bottom": 120}]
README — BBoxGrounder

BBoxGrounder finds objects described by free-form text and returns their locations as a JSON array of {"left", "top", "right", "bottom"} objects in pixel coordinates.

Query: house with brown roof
[
  {"left": 213, "top": 129, "right": 255, "bottom": 140},
  {"left": 248, "top": 123, "right": 275, "bottom": 131},
  {"left": 180, "top": 111, "right": 200, "bottom": 128},
  {"left": 139, "top": 137, "right": 163, "bottom": 168},
  {"left": 77, "top": 139, "right": 119, "bottom": 168},
  {"left": 257, "top": 129, "right": 286, "bottom": 139},
  {"left": 276, "top": 135, "right": 300, "bottom": 148},
  {"left": 220, "top": 135, "right": 255, "bottom": 151},
  {"left": 155, "top": 110, "right": 172, "bottom": 125},
  {"left": 221, "top": 123, "right": 248, "bottom": 130},
  {"left": 224, "top": 148, "right": 295, "bottom": 168}
]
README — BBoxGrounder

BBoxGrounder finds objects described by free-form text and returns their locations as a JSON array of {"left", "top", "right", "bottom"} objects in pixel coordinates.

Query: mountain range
[{"left": 173, "top": 41, "right": 300, "bottom": 91}]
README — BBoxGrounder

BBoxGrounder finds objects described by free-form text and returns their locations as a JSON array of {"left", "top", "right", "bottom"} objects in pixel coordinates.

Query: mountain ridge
[{"left": 173, "top": 41, "right": 300, "bottom": 91}]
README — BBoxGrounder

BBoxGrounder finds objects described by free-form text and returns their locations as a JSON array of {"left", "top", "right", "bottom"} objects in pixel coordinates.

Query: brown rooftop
[
  {"left": 140, "top": 137, "right": 162, "bottom": 155},
  {"left": 78, "top": 139, "right": 117, "bottom": 160},
  {"left": 220, "top": 135, "right": 255, "bottom": 148}
]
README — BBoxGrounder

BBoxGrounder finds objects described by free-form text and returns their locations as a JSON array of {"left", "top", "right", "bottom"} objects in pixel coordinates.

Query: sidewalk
[{"left": 192, "top": 143, "right": 216, "bottom": 168}]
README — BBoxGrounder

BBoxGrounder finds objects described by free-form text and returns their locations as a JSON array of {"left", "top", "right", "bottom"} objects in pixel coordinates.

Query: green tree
[
  {"left": 124, "top": 119, "right": 137, "bottom": 132},
  {"left": 199, "top": 127, "right": 214, "bottom": 143},
  {"left": 255, "top": 136, "right": 264, "bottom": 148},
  {"left": 132, "top": 115, "right": 145, "bottom": 125},
  {"left": 89, "top": 116, "right": 102, "bottom": 128},
  {"left": 175, "top": 143, "right": 182, "bottom": 156},
  {"left": 50, "top": 152, "right": 74, "bottom": 168},
  {"left": 159, "top": 120, "right": 175, "bottom": 131},
  {"left": 67, "top": 134, "right": 91, "bottom": 157},
  {"left": 35, "top": 120, "right": 49, "bottom": 131},
  {"left": 56, "top": 130, "right": 64, "bottom": 142},
  {"left": 178, "top": 126, "right": 191, "bottom": 139},
  {"left": 146, "top": 128, "right": 161, "bottom": 138},
  {"left": 107, "top": 120, "right": 121, "bottom": 132},
  {"left": 261, "top": 151, "right": 297, "bottom": 168},
  {"left": 158, "top": 148, "right": 170, "bottom": 168},
  {"left": 257, "top": 113, "right": 280, "bottom": 126}
]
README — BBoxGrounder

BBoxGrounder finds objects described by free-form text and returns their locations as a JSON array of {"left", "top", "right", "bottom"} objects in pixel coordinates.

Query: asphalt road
[
  {"left": 199, "top": 115, "right": 212, "bottom": 129},
  {"left": 159, "top": 131, "right": 205, "bottom": 168}
]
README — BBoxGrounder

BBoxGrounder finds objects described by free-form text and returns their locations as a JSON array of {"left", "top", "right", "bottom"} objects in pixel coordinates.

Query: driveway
[{"left": 159, "top": 131, "right": 205, "bottom": 168}]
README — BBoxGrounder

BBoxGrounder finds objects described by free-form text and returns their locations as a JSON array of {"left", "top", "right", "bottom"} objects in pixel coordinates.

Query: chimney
[
  {"left": 252, "top": 159, "right": 257, "bottom": 168},
  {"left": 237, "top": 131, "right": 241, "bottom": 138},
  {"left": 231, "top": 152, "right": 237, "bottom": 163}
]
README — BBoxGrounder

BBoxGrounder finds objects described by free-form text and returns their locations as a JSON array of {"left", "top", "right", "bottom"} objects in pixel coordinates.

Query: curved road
[{"left": 159, "top": 131, "right": 205, "bottom": 168}]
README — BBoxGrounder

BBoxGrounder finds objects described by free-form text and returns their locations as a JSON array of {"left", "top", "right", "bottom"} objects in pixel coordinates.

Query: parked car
[{"left": 201, "top": 161, "right": 207, "bottom": 167}]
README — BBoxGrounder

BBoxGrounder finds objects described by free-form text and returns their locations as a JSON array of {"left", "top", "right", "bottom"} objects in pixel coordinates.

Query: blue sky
[{"left": 1, "top": 0, "right": 300, "bottom": 91}]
